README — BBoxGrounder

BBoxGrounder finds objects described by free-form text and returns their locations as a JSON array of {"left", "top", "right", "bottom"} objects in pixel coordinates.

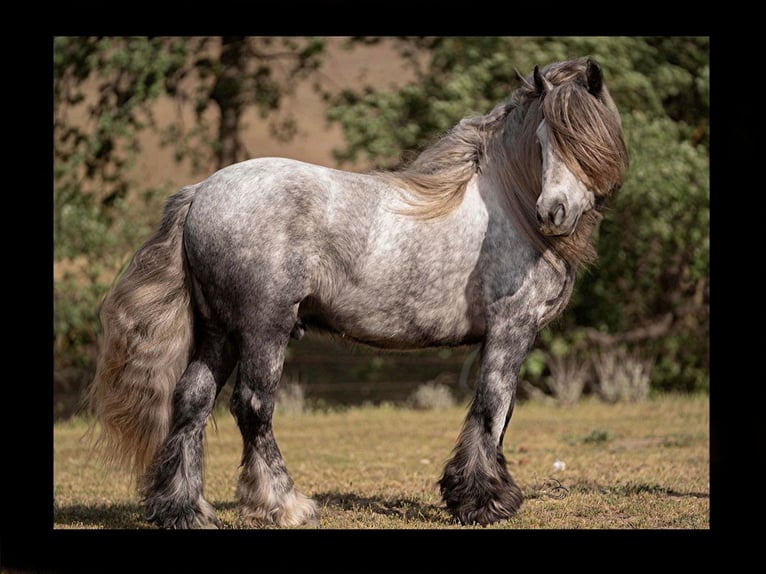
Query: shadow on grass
[
  {"left": 54, "top": 501, "right": 149, "bottom": 529},
  {"left": 55, "top": 480, "right": 708, "bottom": 529},
  {"left": 313, "top": 491, "right": 451, "bottom": 523},
  {"left": 54, "top": 495, "right": 453, "bottom": 529},
  {"left": 524, "top": 477, "right": 710, "bottom": 501},
  {"left": 568, "top": 480, "right": 710, "bottom": 499}
]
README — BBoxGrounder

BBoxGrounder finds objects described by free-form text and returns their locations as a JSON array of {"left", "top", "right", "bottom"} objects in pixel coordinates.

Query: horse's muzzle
[{"left": 537, "top": 200, "right": 576, "bottom": 236}]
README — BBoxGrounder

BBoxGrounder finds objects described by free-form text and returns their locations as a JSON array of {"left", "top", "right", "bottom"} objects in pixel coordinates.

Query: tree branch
[{"left": 583, "top": 313, "right": 674, "bottom": 347}]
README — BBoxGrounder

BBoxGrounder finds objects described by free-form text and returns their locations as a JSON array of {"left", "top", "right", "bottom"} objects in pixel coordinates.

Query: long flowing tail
[{"left": 88, "top": 185, "right": 198, "bottom": 479}]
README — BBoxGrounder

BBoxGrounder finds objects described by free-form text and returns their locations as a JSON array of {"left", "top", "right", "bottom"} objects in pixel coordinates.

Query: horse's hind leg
[
  {"left": 230, "top": 308, "right": 318, "bottom": 527},
  {"left": 139, "top": 322, "right": 237, "bottom": 529}
]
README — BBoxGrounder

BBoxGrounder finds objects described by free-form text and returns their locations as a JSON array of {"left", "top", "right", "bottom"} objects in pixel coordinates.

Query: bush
[
  {"left": 546, "top": 352, "right": 589, "bottom": 406},
  {"left": 592, "top": 348, "right": 653, "bottom": 403},
  {"left": 408, "top": 380, "right": 456, "bottom": 410}
]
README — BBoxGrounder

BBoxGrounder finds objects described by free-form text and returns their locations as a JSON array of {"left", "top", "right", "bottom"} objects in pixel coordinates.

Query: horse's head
[
  {"left": 535, "top": 116, "right": 595, "bottom": 236},
  {"left": 532, "top": 59, "right": 628, "bottom": 237}
]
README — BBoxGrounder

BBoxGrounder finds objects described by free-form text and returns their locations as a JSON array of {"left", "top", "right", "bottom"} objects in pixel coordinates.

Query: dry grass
[
  {"left": 592, "top": 348, "right": 654, "bottom": 403},
  {"left": 546, "top": 352, "right": 589, "bottom": 406},
  {"left": 53, "top": 394, "right": 709, "bottom": 530}
]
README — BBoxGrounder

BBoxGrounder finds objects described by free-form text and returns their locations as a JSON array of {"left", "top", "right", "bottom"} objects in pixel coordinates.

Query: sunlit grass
[{"left": 54, "top": 394, "right": 709, "bottom": 529}]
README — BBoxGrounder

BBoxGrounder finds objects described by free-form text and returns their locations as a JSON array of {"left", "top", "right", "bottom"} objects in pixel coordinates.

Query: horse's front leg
[{"left": 439, "top": 314, "right": 537, "bottom": 525}]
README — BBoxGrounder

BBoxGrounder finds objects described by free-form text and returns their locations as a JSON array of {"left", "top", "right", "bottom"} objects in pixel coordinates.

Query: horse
[{"left": 87, "top": 57, "right": 628, "bottom": 528}]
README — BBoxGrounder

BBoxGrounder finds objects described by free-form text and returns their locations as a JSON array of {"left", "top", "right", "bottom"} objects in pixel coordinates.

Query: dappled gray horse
[{"left": 89, "top": 57, "right": 628, "bottom": 528}]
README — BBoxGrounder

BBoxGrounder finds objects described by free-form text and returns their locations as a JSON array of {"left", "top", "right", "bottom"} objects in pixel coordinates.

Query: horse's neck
[{"left": 478, "top": 158, "right": 600, "bottom": 273}]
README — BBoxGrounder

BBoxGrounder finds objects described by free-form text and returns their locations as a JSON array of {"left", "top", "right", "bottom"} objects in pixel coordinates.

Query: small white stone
[{"left": 552, "top": 460, "right": 566, "bottom": 472}]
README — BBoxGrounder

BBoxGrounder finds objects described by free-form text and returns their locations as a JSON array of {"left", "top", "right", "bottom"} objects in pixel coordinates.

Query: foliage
[{"left": 326, "top": 36, "right": 709, "bottom": 393}]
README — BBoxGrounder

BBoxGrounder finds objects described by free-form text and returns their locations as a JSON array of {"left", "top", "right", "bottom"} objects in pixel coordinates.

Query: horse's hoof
[
  {"left": 150, "top": 514, "right": 221, "bottom": 529},
  {"left": 440, "top": 471, "right": 524, "bottom": 526},
  {"left": 237, "top": 489, "right": 319, "bottom": 528},
  {"left": 144, "top": 498, "right": 221, "bottom": 529},
  {"left": 451, "top": 501, "right": 522, "bottom": 526}
]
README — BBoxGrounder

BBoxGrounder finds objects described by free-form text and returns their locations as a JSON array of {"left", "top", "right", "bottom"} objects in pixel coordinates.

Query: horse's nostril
[
  {"left": 536, "top": 210, "right": 544, "bottom": 225},
  {"left": 552, "top": 203, "right": 566, "bottom": 226}
]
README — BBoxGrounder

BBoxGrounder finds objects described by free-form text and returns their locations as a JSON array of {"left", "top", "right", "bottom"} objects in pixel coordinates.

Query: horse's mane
[
  {"left": 377, "top": 101, "right": 509, "bottom": 219},
  {"left": 379, "top": 57, "right": 629, "bottom": 268}
]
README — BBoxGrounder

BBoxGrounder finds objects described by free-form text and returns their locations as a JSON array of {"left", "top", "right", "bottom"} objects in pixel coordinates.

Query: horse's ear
[
  {"left": 586, "top": 58, "right": 603, "bottom": 97},
  {"left": 533, "top": 65, "right": 553, "bottom": 95}
]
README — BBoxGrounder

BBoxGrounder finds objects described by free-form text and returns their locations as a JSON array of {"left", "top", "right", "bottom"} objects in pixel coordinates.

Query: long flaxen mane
[{"left": 381, "top": 57, "right": 628, "bottom": 268}]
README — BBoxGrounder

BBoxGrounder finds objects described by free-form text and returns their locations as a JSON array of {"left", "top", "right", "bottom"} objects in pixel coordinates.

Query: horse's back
[{"left": 187, "top": 157, "right": 345, "bottom": 223}]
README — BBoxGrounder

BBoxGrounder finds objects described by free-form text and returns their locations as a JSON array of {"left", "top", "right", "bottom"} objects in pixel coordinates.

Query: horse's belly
[
  {"left": 301, "top": 267, "right": 486, "bottom": 349},
  {"left": 302, "top": 193, "right": 488, "bottom": 348}
]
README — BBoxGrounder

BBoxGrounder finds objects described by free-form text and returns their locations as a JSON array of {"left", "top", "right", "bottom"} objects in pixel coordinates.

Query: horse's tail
[{"left": 88, "top": 185, "right": 198, "bottom": 479}]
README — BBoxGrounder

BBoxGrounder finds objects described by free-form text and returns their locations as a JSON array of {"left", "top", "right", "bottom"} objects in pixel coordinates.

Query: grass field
[{"left": 53, "top": 394, "right": 709, "bottom": 530}]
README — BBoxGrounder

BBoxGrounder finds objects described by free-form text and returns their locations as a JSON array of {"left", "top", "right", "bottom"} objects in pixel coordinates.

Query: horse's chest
[
  {"left": 517, "top": 263, "right": 576, "bottom": 329},
  {"left": 481, "top": 253, "right": 576, "bottom": 331}
]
